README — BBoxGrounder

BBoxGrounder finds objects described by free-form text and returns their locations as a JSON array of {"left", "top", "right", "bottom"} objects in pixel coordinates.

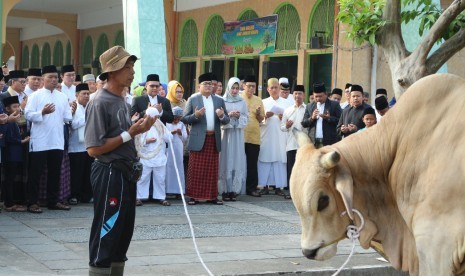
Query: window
[
  {"left": 96, "top": 33, "right": 109, "bottom": 57},
  {"left": 114, "top": 30, "right": 124, "bottom": 47},
  {"left": 41, "top": 43, "right": 51, "bottom": 67},
  {"left": 308, "top": 0, "right": 336, "bottom": 47},
  {"left": 31, "top": 44, "right": 40, "bottom": 68},
  {"left": 274, "top": 4, "right": 301, "bottom": 51},
  {"left": 53, "top": 41, "right": 64, "bottom": 67},
  {"left": 65, "top": 41, "right": 72, "bottom": 65},
  {"left": 238, "top": 9, "right": 258, "bottom": 21},
  {"left": 203, "top": 15, "right": 224, "bottom": 56},
  {"left": 180, "top": 19, "right": 198, "bottom": 57},
  {"left": 82, "top": 36, "right": 93, "bottom": 66},
  {"left": 22, "top": 46, "right": 29, "bottom": 69}
]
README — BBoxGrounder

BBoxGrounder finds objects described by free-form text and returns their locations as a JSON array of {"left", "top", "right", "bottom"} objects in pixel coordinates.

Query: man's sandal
[
  {"left": 27, "top": 204, "right": 43, "bottom": 214},
  {"left": 159, "top": 200, "right": 171, "bottom": 206}
]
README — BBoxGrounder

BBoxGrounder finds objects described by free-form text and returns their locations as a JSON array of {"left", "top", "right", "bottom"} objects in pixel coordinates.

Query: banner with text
[{"left": 222, "top": 15, "right": 278, "bottom": 55}]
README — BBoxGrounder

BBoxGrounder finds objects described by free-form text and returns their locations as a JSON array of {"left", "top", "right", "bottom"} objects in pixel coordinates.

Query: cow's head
[{"left": 290, "top": 132, "right": 354, "bottom": 261}]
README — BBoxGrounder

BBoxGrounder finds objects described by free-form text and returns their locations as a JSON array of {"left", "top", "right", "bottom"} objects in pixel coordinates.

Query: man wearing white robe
[
  {"left": 60, "top": 65, "right": 76, "bottom": 103},
  {"left": 258, "top": 78, "right": 288, "bottom": 196},
  {"left": 24, "top": 65, "right": 73, "bottom": 213}
]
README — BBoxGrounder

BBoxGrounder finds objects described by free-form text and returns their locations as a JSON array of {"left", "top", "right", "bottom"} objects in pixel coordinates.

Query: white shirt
[
  {"left": 280, "top": 102, "right": 306, "bottom": 151},
  {"left": 259, "top": 96, "right": 288, "bottom": 162},
  {"left": 125, "top": 93, "right": 133, "bottom": 106},
  {"left": 68, "top": 103, "right": 86, "bottom": 153},
  {"left": 315, "top": 102, "right": 326, "bottom": 138},
  {"left": 340, "top": 101, "right": 349, "bottom": 109},
  {"left": 138, "top": 123, "right": 173, "bottom": 167},
  {"left": 202, "top": 95, "right": 214, "bottom": 131},
  {"left": 148, "top": 94, "right": 158, "bottom": 105},
  {"left": 61, "top": 83, "right": 76, "bottom": 103},
  {"left": 24, "top": 85, "right": 37, "bottom": 97},
  {"left": 25, "top": 88, "right": 73, "bottom": 152}
]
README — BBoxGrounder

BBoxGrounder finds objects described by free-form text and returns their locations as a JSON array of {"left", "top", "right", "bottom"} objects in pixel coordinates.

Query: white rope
[
  {"left": 331, "top": 209, "right": 365, "bottom": 276},
  {"left": 168, "top": 138, "right": 214, "bottom": 276}
]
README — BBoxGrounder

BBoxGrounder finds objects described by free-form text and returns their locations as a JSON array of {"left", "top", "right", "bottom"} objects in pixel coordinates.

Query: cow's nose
[{"left": 302, "top": 248, "right": 319, "bottom": 259}]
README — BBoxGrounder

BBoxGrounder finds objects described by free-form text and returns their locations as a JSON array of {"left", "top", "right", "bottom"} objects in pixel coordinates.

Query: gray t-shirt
[{"left": 85, "top": 88, "right": 137, "bottom": 163}]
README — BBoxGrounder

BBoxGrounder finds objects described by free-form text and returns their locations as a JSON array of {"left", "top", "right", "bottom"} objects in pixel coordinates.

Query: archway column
[{"left": 123, "top": 0, "right": 168, "bottom": 87}]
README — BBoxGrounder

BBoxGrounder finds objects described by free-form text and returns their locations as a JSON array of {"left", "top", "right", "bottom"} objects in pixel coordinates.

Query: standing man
[
  {"left": 340, "top": 83, "right": 352, "bottom": 109},
  {"left": 131, "top": 74, "right": 173, "bottom": 124},
  {"left": 301, "top": 83, "right": 342, "bottom": 148},
  {"left": 83, "top": 74, "right": 97, "bottom": 94},
  {"left": 337, "top": 84, "right": 371, "bottom": 138},
  {"left": 182, "top": 73, "right": 230, "bottom": 205},
  {"left": 0, "top": 70, "right": 27, "bottom": 103},
  {"left": 279, "top": 77, "right": 294, "bottom": 106},
  {"left": 241, "top": 76, "right": 264, "bottom": 197},
  {"left": 85, "top": 46, "right": 155, "bottom": 276},
  {"left": 24, "top": 65, "right": 73, "bottom": 213},
  {"left": 280, "top": 85, "right": 306, "bottom": 199},
  {"left": 68, "top": 83, "right": 93, "bottom": 205},
  {"left": 24, "top": 68, "right": 42, "bottom": 97},
  {"left": 258, "top": 78, "right": 288, "bottom": 196},
  {"left": 60, "top": 65, "right": 76, "bottom": 103},
  {"left": 330, "top": 88, "right": 343, "bottom": 102}
]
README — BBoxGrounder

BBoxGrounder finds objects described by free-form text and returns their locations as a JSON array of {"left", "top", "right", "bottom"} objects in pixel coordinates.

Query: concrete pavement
[{"left": 0, "top": 195, "right": 407, "bottom": 275}]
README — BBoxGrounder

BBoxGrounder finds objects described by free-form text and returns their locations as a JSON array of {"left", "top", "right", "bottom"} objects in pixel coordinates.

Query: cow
[{"left": 290, "top": 74, "right": 465, "bottom": 276}]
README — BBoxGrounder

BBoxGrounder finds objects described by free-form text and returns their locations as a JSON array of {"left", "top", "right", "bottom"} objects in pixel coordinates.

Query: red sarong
[{"left": 187, "top": 135, "right": 219, "bottom": 200}]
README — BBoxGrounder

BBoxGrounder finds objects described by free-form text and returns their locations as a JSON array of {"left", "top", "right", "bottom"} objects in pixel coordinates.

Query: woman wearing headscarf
[
  {"left": 218, "top": 77, "right": 248, "bottom": 201},
  {"left": 167, "top": 80, "right": 186, "bottom": 110}
]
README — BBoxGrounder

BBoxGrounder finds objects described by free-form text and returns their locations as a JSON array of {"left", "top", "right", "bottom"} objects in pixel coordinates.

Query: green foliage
[
  {"left": 337, "top": 0, "right": 465, "bottom": 46},
  {"left": 336, "top": 0, "right": 387, "bottom": 45},
  {"left": 401, "top": 0, "right": 465, "bottom": 40}
]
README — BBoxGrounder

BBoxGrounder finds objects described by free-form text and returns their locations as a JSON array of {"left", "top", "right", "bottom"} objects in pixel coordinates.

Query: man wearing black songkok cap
[
  {"left": 60, "top": 64, "right": 76, "bottom": 103},
  {"left": 0, "top": 70, "right": 27, "bottom": 104},
  {"left": 25, "top": 68, "right": 42, "bottom": 97},
  {"left": 330, "top": 88, "right": 343, "bottom": 102},
  {"left": 375, "top": 96, "right": 390, "bottom": 116},
  {"left": 340, "top": 83, "right": 352, "bottom": 109},
  {"left": 131, "top": 73, "right": 173, "bottom": 124},
  {"left": 182, "top": 72, "right": 230, "bottom": 205},
  {"left": 24, "top": 65, "right": 73, "bottom": 213},
  {"left": 336, "top": 84, "right": 371, "bottom": 138},
  {"left": 241, "top": 75, "right": 265, "bottom": 197},
  {"left": 301, "top": 82, "right": 342, "bottom": 148}
]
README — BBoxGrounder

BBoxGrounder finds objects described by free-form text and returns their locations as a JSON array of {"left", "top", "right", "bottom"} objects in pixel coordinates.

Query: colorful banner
[{"left": 222, "top": 15, "right": 278, "bottom": 55}]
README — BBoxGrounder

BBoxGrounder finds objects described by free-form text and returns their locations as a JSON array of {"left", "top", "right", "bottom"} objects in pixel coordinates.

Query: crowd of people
[
  {"left": 0, "top": 52, "right": 395, "bottom": 214},
  {"left": 0, "top": 46, "right": 398, "bottom": 275}
]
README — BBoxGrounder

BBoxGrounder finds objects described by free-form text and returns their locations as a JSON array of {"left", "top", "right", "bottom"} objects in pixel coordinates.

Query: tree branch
[
  {"left": 414, "top": 0, "right": 465, "bottom": 61},
  {"left": 426, "top": 27, "right": 465, "bottom": 73},
  {"left": 378, "top": 0, "right": 408, "bottom": 64}
]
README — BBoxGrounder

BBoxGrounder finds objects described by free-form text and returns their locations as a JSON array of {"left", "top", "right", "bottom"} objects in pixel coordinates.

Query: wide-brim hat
[{"left": 99, "top": 46, "right": 138, "bottom": 80}]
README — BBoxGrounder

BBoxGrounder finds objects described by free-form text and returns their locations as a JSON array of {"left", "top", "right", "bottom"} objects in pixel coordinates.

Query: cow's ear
[
  {"left": 320, "top": 151, "right": 340, "bottom": 169},
  {"left": 335, "top": 166, "right": 354, "bottom": 220}
]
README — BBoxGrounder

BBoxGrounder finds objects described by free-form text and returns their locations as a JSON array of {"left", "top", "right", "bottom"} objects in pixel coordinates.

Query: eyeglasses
[
  {"left": 200, "top": 82, "right": 212, "bottom": 86},
  {"left": 149, "top": 84, "right": 160, "bottom": 88},
  {"left": 14, "top": 79, "right": 27, "bottom": 84}
]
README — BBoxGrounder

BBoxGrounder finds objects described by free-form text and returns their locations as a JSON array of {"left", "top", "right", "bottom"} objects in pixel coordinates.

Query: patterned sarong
[{"left": 186, "top": 135, "right": 219, "bottom": 200}]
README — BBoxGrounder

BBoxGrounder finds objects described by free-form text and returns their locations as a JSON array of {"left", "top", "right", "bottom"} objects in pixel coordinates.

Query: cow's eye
[{"left": 317, "top": 195, "right": 329, "bottom": 211}]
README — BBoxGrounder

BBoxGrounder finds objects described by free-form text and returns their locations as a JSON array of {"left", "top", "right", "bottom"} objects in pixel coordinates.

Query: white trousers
[
  {"left": 136, "top": 165, "right": 166, "bottom": 200},
  {"left": 257, "top": 161, "right": 287, "bottom": 188}
]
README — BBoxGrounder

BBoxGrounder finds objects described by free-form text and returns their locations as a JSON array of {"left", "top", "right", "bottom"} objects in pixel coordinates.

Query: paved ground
[{"left": 0, "top": 195, "right": 407, "bottom": 275}]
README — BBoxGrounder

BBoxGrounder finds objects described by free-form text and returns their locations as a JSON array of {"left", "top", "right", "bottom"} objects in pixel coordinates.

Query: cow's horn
[{"left": 320, "top": 151, "right": 340, "bottom": 169}]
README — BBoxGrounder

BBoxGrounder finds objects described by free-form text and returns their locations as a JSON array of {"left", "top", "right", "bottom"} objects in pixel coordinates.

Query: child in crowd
[
  {"left": 358, "top": 107, "right": 377, "bottom": 132},
  {"left": 1, "top": 96, "right": 29, "bottom": 212},
  {"left": 165, "top": 107, "right": 188, "bottom": 198},
  {"left": 135, "top": 107, "right": 172, "bottom": 206}
]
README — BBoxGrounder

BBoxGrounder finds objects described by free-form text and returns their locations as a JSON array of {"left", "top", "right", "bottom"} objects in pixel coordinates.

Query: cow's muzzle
[{"left": 302, "top": 247, "right": 320, "bottom": 259}]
